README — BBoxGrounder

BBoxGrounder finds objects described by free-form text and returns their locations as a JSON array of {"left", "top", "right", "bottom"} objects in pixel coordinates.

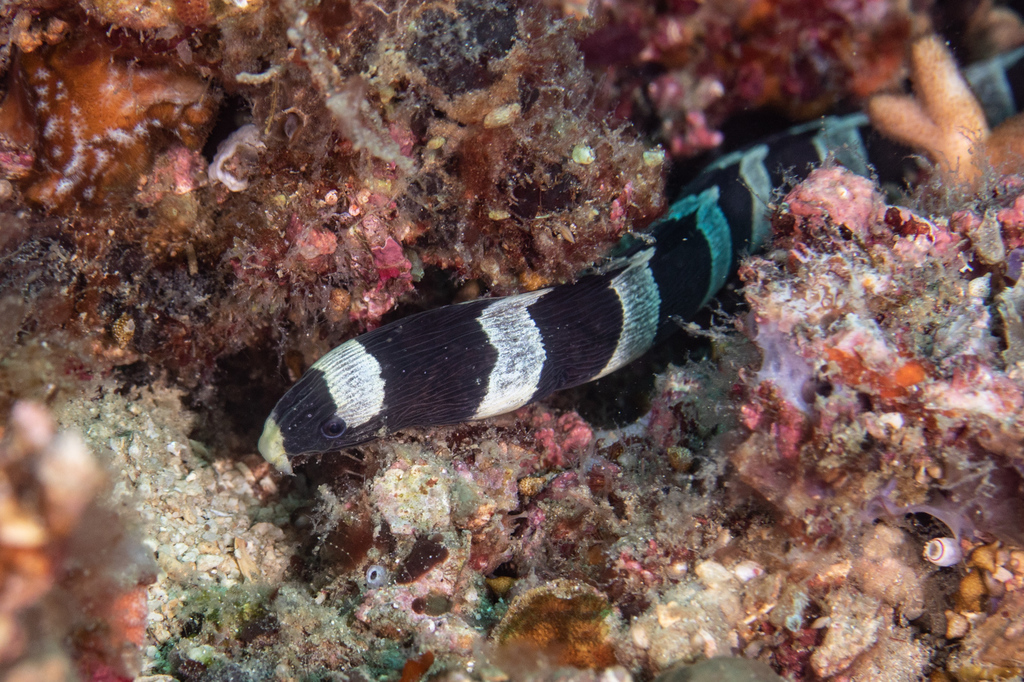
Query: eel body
[{"left": 259, "top": 44, "right": 1024, "bottom": 474}]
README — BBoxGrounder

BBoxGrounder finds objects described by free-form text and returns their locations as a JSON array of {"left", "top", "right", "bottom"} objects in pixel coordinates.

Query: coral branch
[{"left": 868, "top": 36, "right": 990, "bottom": 184}]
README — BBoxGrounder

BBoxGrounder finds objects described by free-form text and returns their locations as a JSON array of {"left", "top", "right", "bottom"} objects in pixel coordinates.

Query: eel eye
[{"left": 320, "top": 416, "right": 347, "bottom": 439}]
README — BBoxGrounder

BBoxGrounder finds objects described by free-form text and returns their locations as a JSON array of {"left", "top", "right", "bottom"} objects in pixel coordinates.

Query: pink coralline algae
[
  {"left": 227, "top": 214, "right": 340, "bottom": 299},
  {"left": 371, "top": 237, "right": 413, "bottom": 286},
  {"left": 135, "top": 144, "right": 206, "bottom": 201},
  {"left": 287, "top": 215, "right": 339, "bottom": 268},
  {"left": 526, "top": 408, "right": 595, "bottom": 469},
  {"left": 351, "top": 234, "right": 417, "bottom": 328}
]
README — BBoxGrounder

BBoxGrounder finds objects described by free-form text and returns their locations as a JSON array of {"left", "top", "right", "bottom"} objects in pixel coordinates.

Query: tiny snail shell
[
  {"left": 365, "top": 564, "right": 388, "bottom": 588},
  {"left": 924, "top": 537, "right": 962, "bottom": 567},
  {"left": 733, "top": 560, "right": 765, "bottom": 582}
]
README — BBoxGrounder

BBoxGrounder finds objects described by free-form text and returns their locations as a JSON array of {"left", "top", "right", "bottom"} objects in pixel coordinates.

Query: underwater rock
[
  {"left": 653, "top": 657, "right": 783, "bottom": 682},
  {"left": 627, "top": 560, "right": 748, "bottom": 669},
  {"left": 738, "top": 165, "right": 1024, "bottom": 547},
  {"left": 809, "top": 587, "right": 884, "bottom": 678},
  {"left": 950, "top": 589, "right": 1024, "bottom": 678},
  {"left": 852, "top": 525, "right": 925, "bottom": 620},
  {"left": 370, "top": 454, "right": 454, "bottom": 537}
]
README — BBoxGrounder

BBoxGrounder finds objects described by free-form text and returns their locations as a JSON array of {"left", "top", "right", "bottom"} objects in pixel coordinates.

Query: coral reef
[
  {"left": 2, "top": 0, "right": 1024, "bottom": 681},
  {"left": 0, "top": 0, "right": 667, "bottom": 407}
]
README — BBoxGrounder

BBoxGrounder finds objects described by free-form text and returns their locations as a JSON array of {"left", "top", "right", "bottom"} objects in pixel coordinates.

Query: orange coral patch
[
  {"left": 826, "top": 348, "right": 923, "bottom": 400},
  {"left": 399, "top": 651, "right": 434, "bottom": 682},
  {"left": 894, "top": 361, "right": 927, "bottom": 388},
  {"left": 986, "top": 112, "right": 1024, "bottom": 176},
  {"left": 7, "top": 33, "right": 217, "bottom": 208}
]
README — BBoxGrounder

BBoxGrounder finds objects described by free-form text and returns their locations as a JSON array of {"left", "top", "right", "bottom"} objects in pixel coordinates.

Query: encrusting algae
[{"left": 1, "top": 0, "right": 1024, "bottom": 681}]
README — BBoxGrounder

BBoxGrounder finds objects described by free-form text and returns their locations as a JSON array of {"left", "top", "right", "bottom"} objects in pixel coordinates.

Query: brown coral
[{"left": 492, "top": 579, "right": 618, "bottom": 669}]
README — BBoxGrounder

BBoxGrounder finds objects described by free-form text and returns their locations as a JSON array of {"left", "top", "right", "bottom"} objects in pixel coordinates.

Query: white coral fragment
[{"left": 210, "top": 124, "right": 265, "bottom": 192}]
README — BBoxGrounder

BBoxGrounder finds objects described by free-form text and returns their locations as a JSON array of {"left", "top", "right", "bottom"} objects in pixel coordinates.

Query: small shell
[
  {"left": 732, "top": 560, "right": 764, "bottom": 582},
  {"left": 483, "top": 103, "right": 520, "bottom": 128},
  {"left": 924, "top": 537, "right": 962, "bottom": 567},
  {"left": 112, "top": 312, "right": 136, "bottom": 349},
  {"left": 643, "top": 149, "right": 666, "bottom": 167},
  {"left": 571, "top": 144, "right": 595, "bottom": 165},
  {"left": 365, "top": 564, "right": 388, "bottom": 588}
]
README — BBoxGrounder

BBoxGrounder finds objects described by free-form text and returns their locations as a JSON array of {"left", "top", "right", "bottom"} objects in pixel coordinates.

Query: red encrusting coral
[{"left": 526, "top": 408, "right": 596, "bottom": 470}]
